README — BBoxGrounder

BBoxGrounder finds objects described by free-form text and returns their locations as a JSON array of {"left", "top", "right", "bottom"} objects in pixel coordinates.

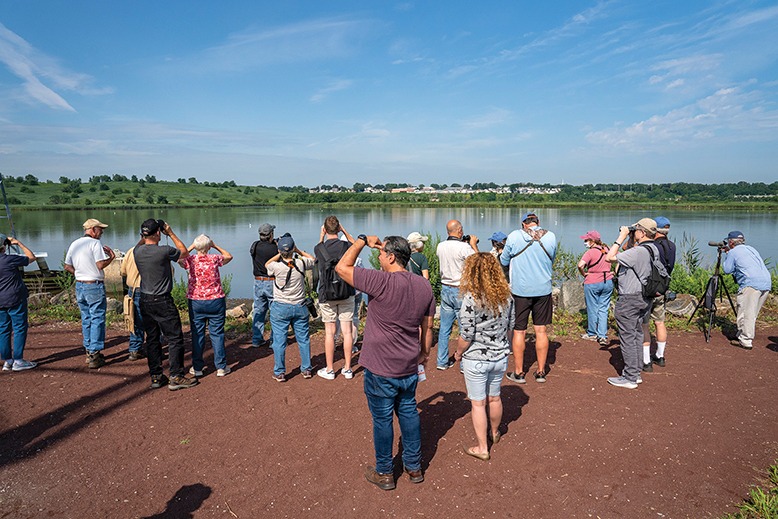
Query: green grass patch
[{"left": 722, "top": 462, "right": 778, "bottom": 519}]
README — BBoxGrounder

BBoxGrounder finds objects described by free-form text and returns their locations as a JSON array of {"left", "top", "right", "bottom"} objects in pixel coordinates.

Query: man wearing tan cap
[{"left": 64, "top": 218, "right": 115, "bottom": 369}]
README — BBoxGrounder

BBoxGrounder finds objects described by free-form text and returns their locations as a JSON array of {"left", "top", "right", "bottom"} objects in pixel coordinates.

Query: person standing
[
  {"left": 454, "top": 253, "right": 514, "bottom": 461},
  {"left": 577, "top": 230, "right": 613, "bottom": 346},
  {"left": 436, "top": 220, "right": 478, "bottom": 370},
  {"left": 406, "top": 231, "right": 430, "bottom": 279},
  {"left": 315, "top": 216, "right": 356, "bottom": 380},
  {"left": 64, "top": 218, "right": 115, "bottom": 369},
  {"left": 250, "top": 223, "right": 277, "bottom": 347},
  {"left": 0, "top": 235, "right": 37, "bottom": 372},
  {"left": 336, "top": 234, "right": 435, "bottom": 491},
  {"left": 642, "top": 216, "right": 676, "bottom": 369},
  {"left": 119, "top": 246, "right": 146, "bottom": 361},
  {"left": 489, "top": 231, "right": 510, "bottom": 280},
  {"left": 134, "top": 219, "right": 197, "bottom": 391},
  {"left": 500, "top": 213, "right": 556, "bottom": 383},
  {"left": 604, "top": 218, "right": 660, "bottom": 389},
  {"left": 722, "top": 231, "right": 771, "bottom": 350},
  {"left": 180, "top": 234, "right": 233, "bottom": 378}
]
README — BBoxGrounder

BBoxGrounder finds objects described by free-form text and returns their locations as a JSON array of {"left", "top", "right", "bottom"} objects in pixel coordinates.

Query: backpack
[
  {"left": 640, "top": 243, "right": 670, "bottom": 298},
  {"left": 316, "top": 242, "right": 353, "bottom": 302}
]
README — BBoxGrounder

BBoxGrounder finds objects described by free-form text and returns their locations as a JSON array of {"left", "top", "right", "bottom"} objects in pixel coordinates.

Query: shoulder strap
[
  {"left": 274, "top": 261, "right": 294, "bottom": 291},
  {"left": 510, "top": 237, "right": 552, "bottom": 261},
  {"left": 509, "top": 241, "right": 534, "bottom": 259},
  {"left": 318, "top": 242, "right": 335, "bottom": 264}
]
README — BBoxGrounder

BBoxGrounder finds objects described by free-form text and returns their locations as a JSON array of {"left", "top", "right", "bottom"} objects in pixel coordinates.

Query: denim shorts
[{"left": 462, "top": 356, "right": 508, "bottom": 401}]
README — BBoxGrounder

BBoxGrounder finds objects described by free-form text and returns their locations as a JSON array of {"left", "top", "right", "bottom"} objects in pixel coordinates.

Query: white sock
[
  {"left": 643, "top": 345, "right": 651, "bottom": 364},
  {"left": 656, "top": 342, "right": 666, "bottom": 358}
]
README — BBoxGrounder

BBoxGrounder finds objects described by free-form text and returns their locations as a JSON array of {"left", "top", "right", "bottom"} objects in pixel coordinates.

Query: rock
[
  {"left": 106, "top": 297, "right": 123, "bottom": 314},
  {"left": 28, "top": 292, "right": 50, "bottom": 308},
  {"left": 558, "top": 280, "right": 586, "bottom": 314},
  {"left": 227, "top": 304, "right": 247, "bottom": 318},
  {"left": 665, "top": 293, "right": 699, "bottom": 318},
  {"left": 50, "top": 289, "right": 76, "bottom": 306}
]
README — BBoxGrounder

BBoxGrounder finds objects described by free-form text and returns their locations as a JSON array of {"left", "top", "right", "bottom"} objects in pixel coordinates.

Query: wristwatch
[{"left": 357, "top": 234, "right": 367, "bottom": 243}]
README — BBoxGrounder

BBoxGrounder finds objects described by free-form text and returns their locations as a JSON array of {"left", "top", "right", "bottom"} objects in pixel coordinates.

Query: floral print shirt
[{"left": 182, "top": 254, "right": 225, "bottom": 300}]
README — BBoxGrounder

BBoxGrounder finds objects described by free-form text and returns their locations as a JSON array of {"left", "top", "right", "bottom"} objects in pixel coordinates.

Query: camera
[
  {"left": 708, "top": 241, "right": 729, "bottom": 252},
  {"left": 157, "top": 219, "right": 166, "bottom": 230},
  {"left": 2, "top": 237, "right": 10, "bottom": 246},
  {"left": 462, "top": 235, "right": 479, "bottom": 244}
]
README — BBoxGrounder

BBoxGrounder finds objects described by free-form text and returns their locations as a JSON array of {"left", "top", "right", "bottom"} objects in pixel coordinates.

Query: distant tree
[
  {"left": 99, "top": 183, "right": 109, "bottom": 191},
  {"left": 111, "top": 187, "right": 124, "bottom": 195},
  {"left": 131, "top": 175, "right": 139, "bottom": 182},
  {"left": 188, "top": 177, "right": 199, "bottom": 184},
  {"left": 49, "top": 194, "right": 66, "bottom": 204},
  {"left": 24, "top": 174, "right": 39, "bottom": 185},
  {"left": 157, "top": 195, "right": 168, "bottom": 204},
  {"left": 59, "top": 176, "right": 70, "bottom": 184},
  {"left": 145, "top": 193, "right": 154, "bottom": 204},
  {"left": 177, "top": 178, "right": 186, "bottom": 184},
  {"left": 112, "top": 174, "right": 128, "bottom": 182},
  {"left": 144, "top": 174, "right": 157, "bottom": 183}
]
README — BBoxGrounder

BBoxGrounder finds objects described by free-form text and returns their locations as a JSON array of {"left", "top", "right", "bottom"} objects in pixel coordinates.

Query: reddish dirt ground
[{"left": 0, "top": 320, "right": 776, "bottom": 519}]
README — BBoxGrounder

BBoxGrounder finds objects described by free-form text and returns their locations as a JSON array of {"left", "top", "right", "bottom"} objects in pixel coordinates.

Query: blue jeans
[
  {"left": 128, "top": 288, "right": 144, "bottom": 352},
  {"left": 76, "top": 281, "right": 106, "bottom": 353},
  {"left": 269, "top": 301, "right": 311, "bottom": 376},
  {"left": 252, "top": 279, "right": 274, "bottom": 344},
  {"left": 0, "top": 299, "right": 29, "bottom": 361},
  {"left": 437, "top": 285, "right": 462, "bottom": 367},
  {"left": 188, "top": 297, "right": 227, "bottom": 370},
  {"left": 584, "top": 280, "right": 613, "bottom": 338},
  {"left": 363, "top": 369, "right": 422, "bottom": 473}
]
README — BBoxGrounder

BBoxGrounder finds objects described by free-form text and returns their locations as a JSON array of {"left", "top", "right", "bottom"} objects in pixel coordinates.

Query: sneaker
[
  {"left": 598, "top": 337, "right": 609, "bottom": 346},
  {"left": 317, "top": 368, "right": 336, "bottom": 380},
  {"left": 506, "top": 371, "right": 526, "bottom": 384},
  {"left": 189, "top": 367, "right": 204, "bottom": 377},
  {"left": 436, "top": 359, "right": 455, "bottom": 370},
  {"left": 85, "top": 351, "right": 105, "bottom": 365},
  {"left": 341, "top": 368, "right": 354, "bottom": 380},
  {"left": 534, "top": 371, "right": 547, "bottom": 383},
  {"left": 636, "top": 375, "right": 643, "bottom": 384},
  {"left": 641, "top": 362, "right": 653, "bottom": 372},
  {"left": 216, "top": 367, "right": 231, "bottom": 377},
  {"left": 271, "top": 373, "right": 286, "bottom": 382},
  {"left": 351, "top": 345, "right": 360, "bottom": 355},
  {"left": 364, "top": 467, "right": 395, "bottom": 491},
  {"left": 2, "top": 360, "right": 12, "bottom": 371},
  {"left": 251, "top": 339, "right": 269, "bottom": 348},
  {"left": 404, "top": 467, "right": 424, "bottom": 484},
  {"left": 128, "top": 350, "right": 145, "bottom": 361},
  {"left": 87, "top": 352, "right": 105, "bottom": 369},
  {"left": 302, "top": 369, "right": 313, "bottom": 379},
  {"left": 580, "top": 334, "right": 598, "bottom": 341},
  {"left": 168, "top": 375, "right": 198, "bottom": 391},
  {"left": 607, "top": 376, "right": 638, "bottom": 389},
  {"left": 150, "top": 374, "right": 169, "bottom": 389},
  {"left": 651, "top": 355, "right": 666, "bottom": 367},
  {"left": 12, "top": 359, "right": 37, "bottom": 371}
]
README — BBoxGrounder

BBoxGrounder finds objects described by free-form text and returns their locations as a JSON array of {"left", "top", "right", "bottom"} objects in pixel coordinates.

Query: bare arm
[
  {"left": 8, "top": 238, "right": 36, "bottom": 265},
  {"left": 468, "top": 234, "right": 479, "bottom": 253},
  {"left": 606, "top": 227, "right": 630, "bottom": 263},
  {"left": 336, "top": 235, "right": 380, "bottom": 287},
  {"left": 422, "top": 269, "right": 430, "bottom": 280},
  {"left": 294, "top": 247, "right": 314, "bottom": 261},
  {"left": 265, "top": 252, "right": 282, "bottom": 270},
  {"left": 419, "top": 315, "right": 433, "bottom": 366},
  {"left": 212, "top": 243, "right": 233, "bottom": 265},
  {"left": 454, "top": 336, "right": 470, "bottom": 361},
  {"left": 96, "top": 246, "right": 115, "bottom": 271},
  {"left": 163, "top": 224, "right": 189, "bottom": 260},
  {"left": 340, "top": 224, "right": 355, "bottom": 244},
  {"left": 64, "top": 264, "right": 75, "bottom": 275}
]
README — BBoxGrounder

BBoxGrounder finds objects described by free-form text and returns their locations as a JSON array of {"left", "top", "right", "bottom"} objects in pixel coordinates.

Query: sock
[
  {"left": 643, "top": 345, "right": 651, "bottom": 364},
  {"left": 656, "top": 342, "right": 666, "bottom": 358}
]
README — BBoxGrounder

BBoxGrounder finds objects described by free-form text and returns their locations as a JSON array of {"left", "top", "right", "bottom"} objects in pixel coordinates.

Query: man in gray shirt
[{"left": 605, "top": 218, "right": 662, "bottom": 389}]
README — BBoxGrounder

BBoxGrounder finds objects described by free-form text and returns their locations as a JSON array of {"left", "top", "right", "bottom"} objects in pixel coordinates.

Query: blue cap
[
  {"left": 490, "top": 231, "right": 507, "bottom": 242},
  {"left": 520, "top": 212, "right": 538, "bottom": 223},
  {"left": 277, "top": 234, "right": 295, "bottom": 252},
  {"left": 727, "top": 230, "right": 744, "bottom": 240},
  {"left": 655, "top": 216, "right": 670, "bottom": 228}
]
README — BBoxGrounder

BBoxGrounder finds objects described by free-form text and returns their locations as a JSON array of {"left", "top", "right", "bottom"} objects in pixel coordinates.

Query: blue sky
[{"left": 1, "top": 1, "right": 777, "bottom": 186}]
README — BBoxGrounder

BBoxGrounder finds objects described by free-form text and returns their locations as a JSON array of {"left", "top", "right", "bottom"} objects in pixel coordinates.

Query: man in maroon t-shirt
[{"left": 336, "top": 234, "right": 435, "bottom": 491}]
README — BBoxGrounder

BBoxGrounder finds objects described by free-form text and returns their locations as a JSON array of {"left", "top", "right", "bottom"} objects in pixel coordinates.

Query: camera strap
[{"left": 509, "top": 232, "right": 552, "bottom": 261}]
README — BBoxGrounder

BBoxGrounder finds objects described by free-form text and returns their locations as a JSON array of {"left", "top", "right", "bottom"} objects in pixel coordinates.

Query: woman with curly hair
[{"left": 454, "top": 253, "right": 515, "bottom": 461}]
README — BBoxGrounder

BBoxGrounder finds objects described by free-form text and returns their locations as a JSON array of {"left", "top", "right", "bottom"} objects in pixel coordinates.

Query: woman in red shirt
[{"left": 577, "top": 231, "right": 613, "bottom": 346}]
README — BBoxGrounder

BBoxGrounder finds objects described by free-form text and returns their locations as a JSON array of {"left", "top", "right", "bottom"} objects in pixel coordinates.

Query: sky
[{"left": 1, "top": 1, "right": 777, "bottom": 186}]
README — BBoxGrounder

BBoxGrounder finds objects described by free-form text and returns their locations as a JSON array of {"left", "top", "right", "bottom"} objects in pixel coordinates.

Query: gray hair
[
  {"left": 409, "top": 240, "right": 424, "bottom": 252},
  {"left": 382, "top": 236, "right": 411, "bottom": 268},
  {"left": 193, "top": 234, "right": 213, "bottom": 252}
]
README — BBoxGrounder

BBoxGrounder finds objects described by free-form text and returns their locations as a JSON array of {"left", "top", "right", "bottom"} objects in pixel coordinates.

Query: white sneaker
[
  {"left": 216, "top": 367, "right": 231, "bottom": 377},
  {"left": 189, "top": 367, "right": 204, "bottom": 377},
  {"left": 2, "top": 360, "right": 13, "bottom": 371},
  {"left": 607, "top": 376, "right": 638, "bottom": 389},
  {"left": 317, "top": 368, "right": 335, "bottom": 380},
  {"left": 341, "top": 368, "right": 354, "bottom": 380},
  {"left": 636, "top": 375, "right": 643, "bottom": 384},
  {"left": 12, "top": 359, "right": 37, "bottom": 371}
]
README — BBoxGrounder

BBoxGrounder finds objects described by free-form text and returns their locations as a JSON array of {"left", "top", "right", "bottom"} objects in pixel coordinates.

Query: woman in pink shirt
[
  {"left": 180, "top": 234, "right": 233, "bottom": 377},
  {"left": 577, "top": 231, "right": 613, "bottom": 346}
]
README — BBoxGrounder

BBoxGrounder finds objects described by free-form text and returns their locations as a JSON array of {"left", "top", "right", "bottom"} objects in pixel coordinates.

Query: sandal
[
  {"left": 463, "top": 446, "right": 490, "bottom": 461},
  {"left": 491, "top": 431, "right": 501, "bottom": 445}
]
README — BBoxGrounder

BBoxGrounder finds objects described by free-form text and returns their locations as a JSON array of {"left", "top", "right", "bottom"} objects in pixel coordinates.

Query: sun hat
[
  {"left": 632, "top": 218, "right": 657, "bottom": 233},
  {"left": 83, "top": 218, "right": 108, "bottom": 230},
  {"left": 406, "top": 232, "right": 429, "bottom": 243}
]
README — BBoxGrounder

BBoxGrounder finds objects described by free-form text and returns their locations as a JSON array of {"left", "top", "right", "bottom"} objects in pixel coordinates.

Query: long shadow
[
  {"left": 499, "top": 385, "right": 530, "bottom": 437},
  {"left": 521, "top": 338, "right": 562, "bottom": 374},
  {"left": 767, "top": 336, "right": 778, "bottom": 353},
  {"left": 413, "top": 390, "right": 470, "bottom": 472},
  {"left": 605, "top": 345, "right": 624, "bottom": 375},
  {"left": 141, "top": 483, "right": 212, "bottom": 519}
]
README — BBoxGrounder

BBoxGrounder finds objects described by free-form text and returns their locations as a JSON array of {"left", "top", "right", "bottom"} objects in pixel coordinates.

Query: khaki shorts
[
  {"left": 319, "top": 296, "right": 355, "bottom": 323},
  {"left": 643, "top": 295, "right": 666, "bottom": 323}
]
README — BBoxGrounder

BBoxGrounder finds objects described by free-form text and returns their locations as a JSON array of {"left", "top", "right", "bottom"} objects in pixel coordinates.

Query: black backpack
[
  {"left": 316, "top": 243, "right": 354, "bottom": 302},
  {"left": 640, "top": 243, "right": 670, "bottom": 298}
]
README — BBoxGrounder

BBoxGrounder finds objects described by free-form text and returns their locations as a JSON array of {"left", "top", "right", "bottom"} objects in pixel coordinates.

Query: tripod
[{"left": 688, "top": 246, "right": 736, "bottom": 342}]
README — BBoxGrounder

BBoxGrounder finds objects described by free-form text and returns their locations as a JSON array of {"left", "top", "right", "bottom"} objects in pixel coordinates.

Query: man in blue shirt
[
  {"left": 722, "top": 231, "right": 771, "bottom": 350},
  {"left": 500, "top": 213, "right": 556, "bottom": 384}
]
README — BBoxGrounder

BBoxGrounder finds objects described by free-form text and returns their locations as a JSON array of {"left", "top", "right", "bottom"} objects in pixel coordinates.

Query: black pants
[{"left": 140, "top": 293, "right": 185, "bottom": 378}]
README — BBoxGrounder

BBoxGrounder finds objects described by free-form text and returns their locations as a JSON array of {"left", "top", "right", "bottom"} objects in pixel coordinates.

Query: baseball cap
[
  {"left": 406, "top": 231, "right": 429, "bottom": 243},
  {"left": 579, "top": 230, "right": 601, "bottom": 241},
  {"left": 259, "top": 223, "right": 275, "bottom": 236},
  {"left": 727, "top": 230, "right": 745, "bottom": 240},
  {"left": 654, "top": 216, "right": 670, "bottom": 228},
  {"left": 83, "top": 218, "right": 108, "bottom": 230},
  {"left": 277, "top": 234, "right": 295, "bottom": 252},
  {"left": 632, "top": 218, "right": 657, "bottom": 233},
  {"left": 490, "top": 231, "right": 507, "bottom": 242},
  {"left": 140, "top": 219, "right": 160, "bottom": 236},
  {"left": 520, "top": 212, "right": 538, "bottom": 223}
]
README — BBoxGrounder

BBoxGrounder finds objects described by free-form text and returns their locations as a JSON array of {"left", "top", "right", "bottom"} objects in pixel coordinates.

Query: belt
[
  {"left": 255, "top": 276, "right": 275, "bottom": 281},
  {"left": 442, "top": 283, "right": 458, "bottom": 288},
  {"left": 77, "top": 280, "right": 104, "bottom": 284}
]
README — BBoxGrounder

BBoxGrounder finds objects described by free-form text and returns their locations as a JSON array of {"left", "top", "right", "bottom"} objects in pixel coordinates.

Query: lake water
[{"left": 10, "top": 207, "right": 777, "bottom": 299}]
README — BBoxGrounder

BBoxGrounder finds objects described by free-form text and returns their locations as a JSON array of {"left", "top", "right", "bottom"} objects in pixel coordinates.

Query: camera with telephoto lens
[{"left": 461, "top": 235, "right": 479, "bottom": 244}]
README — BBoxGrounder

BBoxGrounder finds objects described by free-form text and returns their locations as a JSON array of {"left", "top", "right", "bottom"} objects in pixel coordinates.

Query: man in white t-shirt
[
  {"left": 435, "top": 219, "right": 478, "bottom": 370},
  {"left": 64, "top": 218, "right": 115, "bottom": 369}
]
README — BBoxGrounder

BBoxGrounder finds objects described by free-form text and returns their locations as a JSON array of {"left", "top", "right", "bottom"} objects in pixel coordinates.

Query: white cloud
[
  {"left": 310, "top": 79, "right": 353, "bottom": 103},
  {"left": 461, "top": 108, "right": 512, "bottom": 129}
]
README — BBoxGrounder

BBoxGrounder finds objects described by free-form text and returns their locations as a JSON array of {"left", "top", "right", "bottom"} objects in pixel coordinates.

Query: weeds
[{"left": 722, "top": 462, "right": 778, "bottom": 519}]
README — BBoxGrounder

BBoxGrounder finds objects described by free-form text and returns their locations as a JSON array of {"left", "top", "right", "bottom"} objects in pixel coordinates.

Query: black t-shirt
[
  {"left": 134, "top": 244, "right": 181, "bottom": 296},
  {"left": 0, "top": 254, "right": 30, "bottom": 308},
  {"left": 314, "top": 238, "right": 355, "bottom": 302},
  {"left": 250, "top": 240, "right": 279, "bottom": 277}
]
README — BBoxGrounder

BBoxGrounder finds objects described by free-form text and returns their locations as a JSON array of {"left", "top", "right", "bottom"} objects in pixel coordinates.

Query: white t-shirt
[
  {"left": 65, "top": 236, "right": 109, "bottom": 281},
  {"left": 267, "top": 257, "right": 315, "bottom": 305},
  {"left": 436, "top": 238, "right": 475, "bottom": 286}
]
